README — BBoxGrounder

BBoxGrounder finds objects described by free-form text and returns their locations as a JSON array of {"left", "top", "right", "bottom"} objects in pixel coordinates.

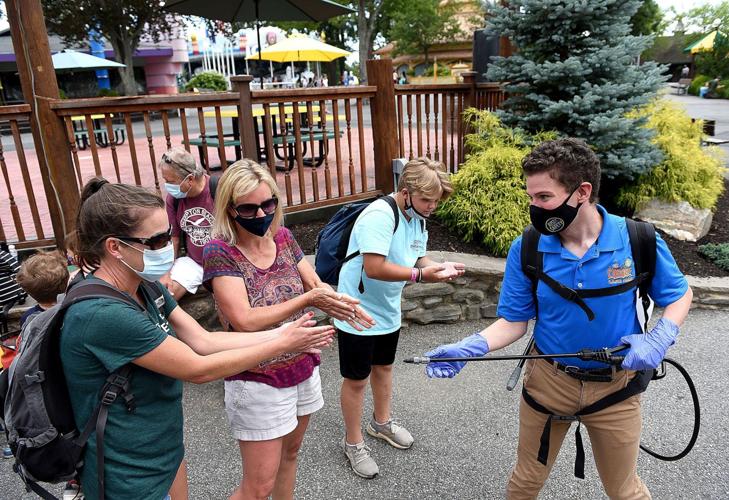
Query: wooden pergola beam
[{"left": 5, "top": 0, "right": 80, "bottom": 248}]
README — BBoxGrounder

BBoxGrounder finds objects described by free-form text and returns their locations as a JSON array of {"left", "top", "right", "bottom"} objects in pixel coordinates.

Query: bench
[
  {"left": 74, "top": 124, "right": 126, "bottom": 150},
  {"left": 186, "top": 128, "right": 342, "bottom": 170},
  {"left": 701, "top": 136, "right": 729, "bottom": 146},
  {"left": 671, "top": 78, "right": 692, "bottom": 95}
]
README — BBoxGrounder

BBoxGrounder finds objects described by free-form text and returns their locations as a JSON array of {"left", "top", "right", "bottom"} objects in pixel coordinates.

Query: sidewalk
[
  {"left": 662, "top": 88, "right": 729, "bottom": 166},
  {"left": 2, "top": 308, "right": 727, "bottom": 498}
]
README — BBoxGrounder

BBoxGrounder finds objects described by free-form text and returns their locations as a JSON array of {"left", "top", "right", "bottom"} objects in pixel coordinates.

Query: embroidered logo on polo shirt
[{"left": 607, "top": 258, "right": 634, "bottom": 284}]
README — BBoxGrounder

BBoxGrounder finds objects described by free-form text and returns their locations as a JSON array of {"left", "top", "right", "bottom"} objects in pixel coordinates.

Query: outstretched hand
[
  {"left": 277, "top": 312, "right": 335, "bottom": 354},
  {"left": 424, "top": 333, "right": 490, "bottom": 378}
]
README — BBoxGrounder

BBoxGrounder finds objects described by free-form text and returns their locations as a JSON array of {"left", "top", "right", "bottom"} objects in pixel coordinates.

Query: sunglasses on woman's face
[
  {"left": 232, "top": 197, "right": 279, "bottom": 219},
  {"left": 116, "top": 227, "right": 172, "bottom": 251}
]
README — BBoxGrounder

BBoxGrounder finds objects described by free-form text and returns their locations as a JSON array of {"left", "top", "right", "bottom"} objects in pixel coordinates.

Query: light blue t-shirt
[
  {"left": 334, "top": 196, "right": 428, "bottom": 335},
  {"left": 497, "top": 205, "right": 688, "bottom": 369}
]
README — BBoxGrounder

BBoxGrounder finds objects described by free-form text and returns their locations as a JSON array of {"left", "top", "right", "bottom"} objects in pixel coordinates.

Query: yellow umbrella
[
  {"left": 685, "top": 30, "right": 720, "bottom": 54},
  {"left": 247, "top": 36, "right": 350, "bottom": 62}
]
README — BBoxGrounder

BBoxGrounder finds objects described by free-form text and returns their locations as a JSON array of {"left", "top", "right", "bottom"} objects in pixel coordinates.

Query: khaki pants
[{"left": 506, "top": 358, "right": 651, "bottom": 500}]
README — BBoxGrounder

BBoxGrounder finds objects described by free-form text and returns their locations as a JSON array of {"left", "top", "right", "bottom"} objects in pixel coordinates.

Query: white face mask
[
  {"left": 118, "top": 240, "right": 175, "bottom": 282},
  {"left": 404, "top": 192, "right": 429, "bottom": 221},
  {"left": 164, "top": 174, "right": 192, "bottom": 200}
]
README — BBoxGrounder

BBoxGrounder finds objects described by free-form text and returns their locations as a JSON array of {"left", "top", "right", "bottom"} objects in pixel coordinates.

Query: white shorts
[
  {"left": 169, "top": 256, "right": 203, "bottom": 294},
  {"left": 224, "top": 367, "right": 324, "bottom": 441}
]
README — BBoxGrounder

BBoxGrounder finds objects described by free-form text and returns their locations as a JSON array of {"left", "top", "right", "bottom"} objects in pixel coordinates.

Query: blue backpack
[{"left": 315, "top": 196, "right": 400, "bottom": 286}]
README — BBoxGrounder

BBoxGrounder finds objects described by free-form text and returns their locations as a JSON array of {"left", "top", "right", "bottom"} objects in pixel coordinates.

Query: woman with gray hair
[{"left": 158, "top": 148, "right": 215, "bottom": 300}]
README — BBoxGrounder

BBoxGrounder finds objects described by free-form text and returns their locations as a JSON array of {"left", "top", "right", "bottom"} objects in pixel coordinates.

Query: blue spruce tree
[{"left": 485, "top": 0, "right": 665, "bottom": 179}]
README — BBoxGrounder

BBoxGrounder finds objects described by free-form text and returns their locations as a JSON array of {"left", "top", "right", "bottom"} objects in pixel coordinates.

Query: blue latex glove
[
  {"left": 620, "top": 317, "right": 680, "bottom": 371},
  {"left": 425, "top": 333, "right": 490, "bottom": 378}
]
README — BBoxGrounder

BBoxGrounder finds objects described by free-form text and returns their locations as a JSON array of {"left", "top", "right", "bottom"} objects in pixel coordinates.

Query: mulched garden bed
[{"left": 288, "top": 179, "right": 729, "bottom": 278}]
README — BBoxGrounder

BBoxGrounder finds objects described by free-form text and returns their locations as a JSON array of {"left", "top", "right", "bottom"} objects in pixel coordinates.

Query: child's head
[{"left": 16, "top": 250, "right": 69, "bottom": 306}]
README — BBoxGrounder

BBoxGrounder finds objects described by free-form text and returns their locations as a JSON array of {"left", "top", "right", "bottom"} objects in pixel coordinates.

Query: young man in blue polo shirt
[
  {"left": 424, "top": 138, "right": 692, "bottom": 499},
  {"left": 337, "top": 158, "right": 465, "bottom": 479}
]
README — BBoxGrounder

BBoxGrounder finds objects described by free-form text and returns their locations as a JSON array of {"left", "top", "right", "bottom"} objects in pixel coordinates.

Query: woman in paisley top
[{"left": 203, "top": 160, "right": 373, "bottom": 500}]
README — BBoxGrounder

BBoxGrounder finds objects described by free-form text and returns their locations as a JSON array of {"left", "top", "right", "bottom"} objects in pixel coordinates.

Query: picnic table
[
  {"left": 71, "top": 114, "right": 125, "bottom": 150},
  {"left": 188, "top": 106, "right": 342, "bottom": 171}
]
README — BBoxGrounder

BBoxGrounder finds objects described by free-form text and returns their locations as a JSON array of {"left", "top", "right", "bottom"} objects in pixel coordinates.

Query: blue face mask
[
  {"left": 164, "top": 175, "right": 191, "bottom": 199},
  {"left": 118, "top": 240, "right": 175, "bottom": 282}
]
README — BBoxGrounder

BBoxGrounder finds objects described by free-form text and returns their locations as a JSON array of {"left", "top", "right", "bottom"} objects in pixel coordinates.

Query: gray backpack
[{"left": 1, "top": 278, "right": 164, "bottom": 500}]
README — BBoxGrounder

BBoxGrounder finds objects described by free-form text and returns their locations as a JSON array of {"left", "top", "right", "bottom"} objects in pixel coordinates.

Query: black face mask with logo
[{"left": 529, "top": 187, "right": 583, "bottom": 235}]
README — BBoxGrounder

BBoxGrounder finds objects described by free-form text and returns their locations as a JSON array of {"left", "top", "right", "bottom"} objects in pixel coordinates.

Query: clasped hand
[{"left": 308, "top": 286, "right": 375, "bottom": 331}]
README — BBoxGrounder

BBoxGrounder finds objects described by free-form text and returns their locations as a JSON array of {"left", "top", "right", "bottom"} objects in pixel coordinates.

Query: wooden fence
[
  {"left": 0, "top": 104, "right": 55, "bottom": 248},
  {"left": 0, "top": 64, "right": 503, "bottom": 248}
]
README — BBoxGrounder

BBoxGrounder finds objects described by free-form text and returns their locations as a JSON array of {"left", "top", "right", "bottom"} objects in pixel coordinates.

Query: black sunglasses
[
  {"left": 232, "top": 197, "right": 279, "bottom": 219},
  {"left": 116, "top": 227, "right": 172, "bottom": 250}
]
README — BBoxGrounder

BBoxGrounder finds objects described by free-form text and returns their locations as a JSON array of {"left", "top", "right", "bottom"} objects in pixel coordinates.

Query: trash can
[
  {"left": 691, "top": 118, "right": 716, "bottom": 136},
  {"left": 392, "top": 158, "right": 407, "bottom": 189}
]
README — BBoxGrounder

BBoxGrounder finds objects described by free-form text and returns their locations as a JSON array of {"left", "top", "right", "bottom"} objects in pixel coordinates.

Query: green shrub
[
  {"left": 699, "top": 243, "right": 729, "bottom": 272},
  {"left": 423, "top": 65, "right": 451, "bottom": 77},
  {"left": 436, "top": 110, "right": 557, "bottom": 256},
  {"left": 688, "top": 74, "right": 710, "bottom": 96},
  {"left": 185, "top": 72, "right": 228, "bottom": 92},
  {"left": 618, "top": 100, "right": 725, "bottom": 211},
  {"left": 97, "top": 88, "right": 119, "bottom": 97}
]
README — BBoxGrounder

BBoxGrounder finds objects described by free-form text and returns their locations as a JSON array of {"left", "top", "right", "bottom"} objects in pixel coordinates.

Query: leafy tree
[
  {"left": 389, "top": 0, "right": 462, "bottom": 65},
  {"left": 485, "top": 0, "right": 665, "bottom": 181},
  {"left": 682, "top": 1, "right": 729, "bottom": 32},
  {"left": 42, "top": 0, "right": 180, "bottom": 96},
  {"left": 630, "top": 0, "right": 664, "bottom": 36}
]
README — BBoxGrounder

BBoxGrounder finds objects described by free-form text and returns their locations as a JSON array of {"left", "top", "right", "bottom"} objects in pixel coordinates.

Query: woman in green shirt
[{"left": 60, "top": 178, "right": 334, "bottom": 500}]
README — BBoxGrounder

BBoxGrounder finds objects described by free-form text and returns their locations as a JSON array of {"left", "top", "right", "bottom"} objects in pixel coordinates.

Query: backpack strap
[
  {"left": 519, "top": 222, "right": 656, "bottom": 323},
  {"left": 522, "top": 368, "right": 653, "bottom": 479},
  {"left": 625, "top": 218, "right": 656, "bottom": 332},
  {"left": 340, "top": 195, "right": 401, "bottom": 294},
  {"left": 209, "top": 174, "right": 219, "bottom": 199},
  {"left": 520, "top": 225, "right": 542, "bottom": 319}
]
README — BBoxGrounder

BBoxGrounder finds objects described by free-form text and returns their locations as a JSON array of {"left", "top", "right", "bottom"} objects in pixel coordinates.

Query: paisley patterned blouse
[{"left": 202, "top": 227, "right": 320, "bottom": 388}]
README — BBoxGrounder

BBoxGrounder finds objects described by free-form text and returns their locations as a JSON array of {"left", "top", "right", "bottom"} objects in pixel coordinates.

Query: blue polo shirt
[{"left": 497, "top": 205, "right": 688, "bottom": 369}]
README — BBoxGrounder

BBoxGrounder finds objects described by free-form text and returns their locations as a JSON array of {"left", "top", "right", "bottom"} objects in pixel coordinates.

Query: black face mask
[
  {"left": 529, "top": 187, "right": 583, "bottom": 235},
  {"left": 235, "top": 213, "right": 275, "bottom": 237}
]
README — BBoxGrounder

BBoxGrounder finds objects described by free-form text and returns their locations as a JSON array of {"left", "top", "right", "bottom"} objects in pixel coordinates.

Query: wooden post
[
  {"left": 366, "top": 58, "right": 397, "bottom": 194},
  {"left": 230, "top": 75, "right": 257, "bottom": 162},
  {"left": 461, "top": 70, "right": 477, "bottom": 156},
  {"left": 462, "top": 71, "right": 477, "bottom": 109},
  {"left": 5, "top": 0, "right": 79, "bottom": 249}
]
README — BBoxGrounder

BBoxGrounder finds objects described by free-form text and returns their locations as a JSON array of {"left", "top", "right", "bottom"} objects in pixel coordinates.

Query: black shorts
[{"left": 337, "top": 328, "right": 401, "bottom": 380}]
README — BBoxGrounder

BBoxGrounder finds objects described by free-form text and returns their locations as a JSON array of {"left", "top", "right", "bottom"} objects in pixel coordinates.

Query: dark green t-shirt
[{"left": 59, "top": 277, "right": 182, "bottom": 500}]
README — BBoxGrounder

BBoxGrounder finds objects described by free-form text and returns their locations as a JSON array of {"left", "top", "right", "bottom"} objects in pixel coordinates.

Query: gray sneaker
[
  {"left": 342, "top": 437, "right": 379, "bottom": 479},
  {"left": 366, "top": 417, "right": 414, "bottom": 450}
]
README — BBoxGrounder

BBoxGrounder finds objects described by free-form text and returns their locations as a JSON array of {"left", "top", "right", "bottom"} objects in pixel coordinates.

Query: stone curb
[{"left": 6, "top": 253, "right": 728, "bottom": 330}]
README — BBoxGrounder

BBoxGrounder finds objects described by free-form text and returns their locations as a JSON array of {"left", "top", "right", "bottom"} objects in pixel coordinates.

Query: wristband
[
  {"left": 410, "top": 267, "right": 419, "bottom": 282},
  {"left": 417, "top": 267, "right": 423, "bottom": 283}
]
